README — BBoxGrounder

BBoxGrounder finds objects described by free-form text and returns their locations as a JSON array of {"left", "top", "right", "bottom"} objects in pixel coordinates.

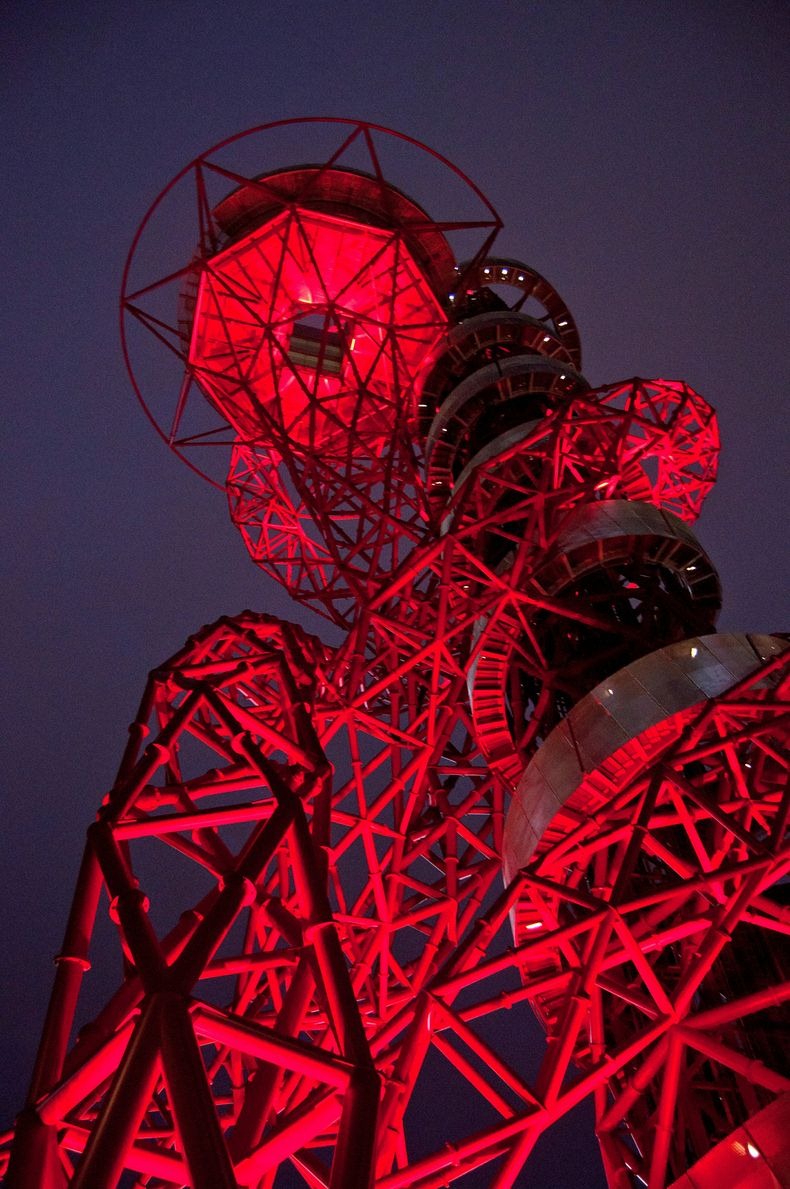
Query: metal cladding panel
[
  {"left": 528, "top": 724, "right": 583, "bottom": 797},
  {"left": 425, "top": 352, "right": 582, "bottom": 454},
  {"left": 503, "top": 632, "right": 787, "bottom": 879},
  {"left": 549, "top": 498, "right": 708, "bottom": 566},
  {"left": 502, "top": 799, "right": 541, "bottom": 874},
  {"left": 700, "top": 630, "right": 785, "bottom": 676},
  {"left": 524, "top": 497, "right": 722, "bottom": 611},
  {"left": 590, "top": 668, "right": 667, "bottom": 738},
  {"left": 566, "top": 692, "right": 632, "bottom": 772},
  {"left": 452, "top": 418, "right": 545, "bottom": 498},
  {"left": 668, "top": 1092, "right": 790, "bottom": 1188}
]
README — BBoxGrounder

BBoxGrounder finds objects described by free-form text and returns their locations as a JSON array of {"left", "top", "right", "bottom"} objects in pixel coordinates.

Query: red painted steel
[{"left": 3, "top": 119, "right": 787, "bottom": 1188}]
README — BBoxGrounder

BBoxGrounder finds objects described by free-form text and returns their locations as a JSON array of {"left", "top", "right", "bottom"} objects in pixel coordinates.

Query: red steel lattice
[{"left": 3, "top": 119, "right": 787, "bottom": 1189}]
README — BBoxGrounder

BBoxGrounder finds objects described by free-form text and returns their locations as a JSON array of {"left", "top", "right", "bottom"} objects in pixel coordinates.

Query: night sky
[{"left": 3, "top": 3, "right": 788, "bottom": 1185}]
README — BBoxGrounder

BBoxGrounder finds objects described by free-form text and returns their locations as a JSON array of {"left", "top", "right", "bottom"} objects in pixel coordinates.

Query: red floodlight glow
[
  {"left": 187, "top": 204, "right": 447, "bottom": 446},
  {"left": 4, "top": 119, "right": 787, "bottom": 1189}
]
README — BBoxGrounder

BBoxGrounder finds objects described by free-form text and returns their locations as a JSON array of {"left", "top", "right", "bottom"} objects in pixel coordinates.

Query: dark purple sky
[{"left": 2, "top": 4, "right": 788, "bottom": 1185}]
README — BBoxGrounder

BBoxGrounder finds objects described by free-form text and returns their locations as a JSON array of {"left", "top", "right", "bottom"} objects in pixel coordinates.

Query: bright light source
[
  {"left": 690, "top": 646, "right": 698, "bottom": 658},
  {"left": 543, "top": 335, "right": 551, "bottom": 342},
  {"left": 747, "top": 1143, "right": 760, "bottom": 1159},
  {"left": 526, "top": 921, "right": 542, "bottom": 930}
]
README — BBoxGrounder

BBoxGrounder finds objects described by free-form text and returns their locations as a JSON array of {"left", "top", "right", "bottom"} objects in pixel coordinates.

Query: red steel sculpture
[{"left": 3, "top": 119, "right": 788, "bottom": 1188}]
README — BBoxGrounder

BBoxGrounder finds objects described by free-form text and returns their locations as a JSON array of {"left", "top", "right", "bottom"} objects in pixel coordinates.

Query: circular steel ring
[
  {"left": 453, "top": 257, "right": 582, "bottom": 369},
  {"left": 424, "top": 354, "right": 587, "bottom": 508},
  {"left": 415, "top": 310, "right": 578, "bottom": 433}
]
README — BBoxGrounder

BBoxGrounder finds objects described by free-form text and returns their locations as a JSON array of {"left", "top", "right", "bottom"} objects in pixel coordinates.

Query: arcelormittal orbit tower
[{"left": 4, "top": 119, "right": 789, "bottom": 1188}]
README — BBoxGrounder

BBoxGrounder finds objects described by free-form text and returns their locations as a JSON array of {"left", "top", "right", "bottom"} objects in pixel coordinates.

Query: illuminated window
[{"left": 288, "top": 318, "right": 343, "bottom": 375}]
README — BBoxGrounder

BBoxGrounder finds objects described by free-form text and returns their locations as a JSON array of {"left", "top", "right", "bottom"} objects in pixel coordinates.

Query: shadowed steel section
[{"left": 471, "top": 499, "right": 723, "bottom": 785}]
